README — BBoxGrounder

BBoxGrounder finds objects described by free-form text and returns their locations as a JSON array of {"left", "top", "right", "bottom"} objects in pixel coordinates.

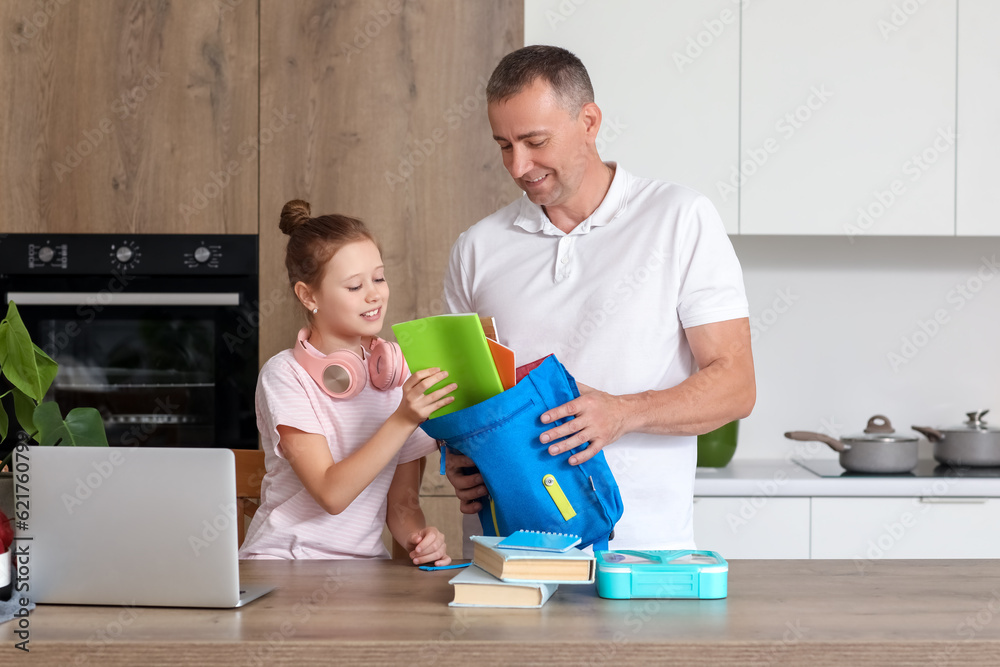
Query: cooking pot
[
  {"left": 784, "top": 415, "right": 918, "bottom": 474},
  {"left": 912, "top": 410, "right": 1000, "bottom": 467}
]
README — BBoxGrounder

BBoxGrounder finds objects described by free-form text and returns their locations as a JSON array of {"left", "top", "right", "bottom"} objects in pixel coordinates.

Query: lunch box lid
[{"left": 595, "top": 550, "right": 728, "bottom": 600}]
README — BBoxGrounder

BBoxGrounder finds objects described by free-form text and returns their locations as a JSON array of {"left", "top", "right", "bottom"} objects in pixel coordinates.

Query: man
[{"left": 443, "top": 45, "right": 755, "bottom": 550}]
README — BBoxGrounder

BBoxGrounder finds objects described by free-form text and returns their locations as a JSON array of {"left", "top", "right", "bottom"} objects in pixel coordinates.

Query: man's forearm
[
  {"left": 538, "top": 319, "right": 756, "bottom": 464},
  {"left": 623, "top": 355, "right": 756, "bottom": 437}
]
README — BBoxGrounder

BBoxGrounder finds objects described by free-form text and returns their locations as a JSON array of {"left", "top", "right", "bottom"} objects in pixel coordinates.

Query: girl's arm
[
  {"left": 386, "top": 459, "right": 450, "bottom": 566},
  {"left": 280, "top": 368, "right": 456, "bottom": 515}
]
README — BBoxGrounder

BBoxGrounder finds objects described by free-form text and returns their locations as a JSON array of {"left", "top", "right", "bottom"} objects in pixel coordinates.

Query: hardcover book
[
  {"left": 470, "top": 535, "right": 596, "bottom": 584},
  {"left": 487, "top": 338, "right": 516, "bottom": 390},
  {"left": 448, "top": 564, "right": 558, "bottom": 608}
]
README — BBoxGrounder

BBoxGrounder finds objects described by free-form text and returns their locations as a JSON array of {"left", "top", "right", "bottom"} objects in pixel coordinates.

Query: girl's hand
[
  {"left": 395, "top": 368, "right": 457, "bottom": 426},
  {"left": 407, "top": 526, "right": 451, "bottom": 567}
]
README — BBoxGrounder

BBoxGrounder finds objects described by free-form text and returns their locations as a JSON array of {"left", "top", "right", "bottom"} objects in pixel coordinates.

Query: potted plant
[{"left": 0, "top": 300, "right": 109, "bottom": 519}]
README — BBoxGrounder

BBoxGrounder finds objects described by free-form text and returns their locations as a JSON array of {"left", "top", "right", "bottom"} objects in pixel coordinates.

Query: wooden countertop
[{"left": 4, "top": 558, "right": 1000, "bottom": 665}]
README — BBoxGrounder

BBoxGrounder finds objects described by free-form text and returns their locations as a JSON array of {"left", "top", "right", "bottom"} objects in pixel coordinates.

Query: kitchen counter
[
  {"left": 4, "top": 558, "right": 1000, "bottom": 665},
  {"left": 696, "top": 459, "right": 1000, "bottom": 497}
]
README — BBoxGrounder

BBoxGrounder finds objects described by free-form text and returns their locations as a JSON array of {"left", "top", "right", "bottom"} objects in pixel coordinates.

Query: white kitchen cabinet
[
  {"left": 525, "top": 0, "right": 740, "bottom": 232},
  {"left": 811, "top": 497, "right": 1000, "bottom": 560},
  {"left": 957, "top": 0, "right": 1000, "bottom": 236},
  {"left": 740, "top": 0, "right": 956, "bottom": 236},
  {"left": 693, "top": 496, "right": 810, "bottom": 559}
]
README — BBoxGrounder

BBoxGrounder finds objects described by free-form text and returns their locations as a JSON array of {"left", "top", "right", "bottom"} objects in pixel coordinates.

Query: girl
[{"left": 239, "top": 200, "right": 455, "bottom": 565}]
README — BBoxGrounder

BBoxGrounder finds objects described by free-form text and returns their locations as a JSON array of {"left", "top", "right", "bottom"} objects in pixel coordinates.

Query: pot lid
[
  {"left": 843, "top": 415, "right": 918, "bottom": 443},
  {"left": 945, "top": 410, "right": 1000, "bottom": 433}
]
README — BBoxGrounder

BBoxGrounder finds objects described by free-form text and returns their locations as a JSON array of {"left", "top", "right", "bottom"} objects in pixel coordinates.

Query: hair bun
[{"left": 279, "top": 200, "right": 312, "bottom": 235}]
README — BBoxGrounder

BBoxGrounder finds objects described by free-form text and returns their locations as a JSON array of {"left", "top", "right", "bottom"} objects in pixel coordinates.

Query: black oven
[{"left": 0, "top": 234, "right": 258, "bottom": 450}]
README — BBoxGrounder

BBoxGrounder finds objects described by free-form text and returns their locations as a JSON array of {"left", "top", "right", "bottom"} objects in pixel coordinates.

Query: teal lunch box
[{"left": 594, "top": 550, "right": 728, "bottom": 599}]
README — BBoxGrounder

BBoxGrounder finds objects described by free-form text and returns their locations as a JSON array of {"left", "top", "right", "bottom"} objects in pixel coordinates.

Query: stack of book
[{"left": 449, "top": 533, "right": 596, "bottom": 608}]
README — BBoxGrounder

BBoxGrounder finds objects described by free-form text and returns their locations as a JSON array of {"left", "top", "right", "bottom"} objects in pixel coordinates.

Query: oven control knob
[
  {"left": 194, "top": 246, "right": 212, "bottom": 264},
  {"left": 116, "top": 246, "right": 134, "bottom": 264},
  {"left": 38, "top": 246, "right": 54, "bottom": 263}
]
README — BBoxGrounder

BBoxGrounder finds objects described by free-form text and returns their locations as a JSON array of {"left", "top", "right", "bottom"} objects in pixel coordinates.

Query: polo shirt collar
[{"left": 513, "top": 162, "right": 629, "bottom": 236}]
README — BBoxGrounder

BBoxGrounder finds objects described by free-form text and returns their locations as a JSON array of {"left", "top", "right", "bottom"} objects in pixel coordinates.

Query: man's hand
[
  {"left": 539, "top": 383, "right": 630, "bottom": 465},
  {"left": 444, "top": 449, "right": 487, "bottom": 514},
  {"left": 539, "top": 319, "right": 755, "bottom": 459}
]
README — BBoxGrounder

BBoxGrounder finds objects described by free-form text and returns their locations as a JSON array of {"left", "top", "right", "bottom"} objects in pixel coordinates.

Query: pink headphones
[{"left": 292, "top": 328, "right": 408, "bottom": 399}]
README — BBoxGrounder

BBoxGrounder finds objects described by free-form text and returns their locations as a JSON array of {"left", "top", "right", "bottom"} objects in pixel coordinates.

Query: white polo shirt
[{"left": 443, "top": 163, "right": 748, "bottom": 549}]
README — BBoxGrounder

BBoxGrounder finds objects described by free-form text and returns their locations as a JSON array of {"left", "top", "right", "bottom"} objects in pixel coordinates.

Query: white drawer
[
  {"left": 694, "top": 496, "right": 810, "bottom": 559},
  {"left": 811, "top": 497, "right": 1000, "bottom": 561}
]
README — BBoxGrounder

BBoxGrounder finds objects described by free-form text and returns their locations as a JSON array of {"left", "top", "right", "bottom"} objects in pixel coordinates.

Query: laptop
[{"left": 23, "top": 447, "right": 274, "bottom": 607}]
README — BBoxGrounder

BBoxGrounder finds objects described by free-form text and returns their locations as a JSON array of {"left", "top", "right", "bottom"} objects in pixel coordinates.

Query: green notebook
[{"left": 391, "top": 313, "right": 504, "bottom": 418}]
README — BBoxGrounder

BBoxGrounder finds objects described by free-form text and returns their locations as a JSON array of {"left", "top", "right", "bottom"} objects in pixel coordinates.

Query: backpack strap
[{"left": 591, "top": 535, "right": 610, "bottom": 552}]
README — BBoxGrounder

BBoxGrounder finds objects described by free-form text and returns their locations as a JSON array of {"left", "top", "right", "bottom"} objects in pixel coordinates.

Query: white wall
[{"left": 732, "top": 235, "right": 1000, "bottom": 461}]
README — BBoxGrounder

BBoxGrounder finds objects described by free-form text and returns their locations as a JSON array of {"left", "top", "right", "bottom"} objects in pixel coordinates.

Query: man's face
[{"left": 488, "top": 78, "right": 594, "bottom": 209}]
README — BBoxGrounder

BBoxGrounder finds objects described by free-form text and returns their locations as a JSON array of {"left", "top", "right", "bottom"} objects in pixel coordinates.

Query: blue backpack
[{"left": 420, "top": 355, "right": 624, "bottom": 550}]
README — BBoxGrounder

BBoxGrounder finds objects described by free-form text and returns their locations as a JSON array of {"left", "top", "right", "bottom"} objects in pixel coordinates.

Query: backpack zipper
[{"left": 542, "top": 473, "right": 577, "bottom": 521}]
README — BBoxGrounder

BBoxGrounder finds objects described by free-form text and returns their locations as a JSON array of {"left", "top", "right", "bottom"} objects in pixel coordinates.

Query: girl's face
[{"left": 309, "top": 239, "right": 389, "bottom": 346}]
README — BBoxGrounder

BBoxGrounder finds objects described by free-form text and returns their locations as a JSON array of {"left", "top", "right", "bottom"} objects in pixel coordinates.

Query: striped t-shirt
[{"left": 239, "top": 349, "right": 436, "bottom": 560}]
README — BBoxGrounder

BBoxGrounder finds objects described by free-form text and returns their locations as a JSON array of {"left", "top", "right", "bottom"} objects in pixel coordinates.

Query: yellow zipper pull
[{"left": 542, "top": 473, "right": 577, "bottom": 521}]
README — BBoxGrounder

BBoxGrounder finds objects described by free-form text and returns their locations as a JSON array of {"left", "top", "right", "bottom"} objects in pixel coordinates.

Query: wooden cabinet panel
[
  {"left": 740, "top": 0, "right": 956, "bottom": 236},
  {"left": 0, "top": 0, "right": 258, "bottom": 234},
  {"left": 693, "top": 496, "right": 811, "bottom": 559},
  {"left": 420, "top": 446, "right": 452, "bottom": 496},
  {"left": 258, "top": 1, "right": 522, "bottom": 367}
]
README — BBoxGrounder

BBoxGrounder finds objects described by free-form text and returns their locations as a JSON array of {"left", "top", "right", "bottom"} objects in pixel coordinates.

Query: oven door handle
[{"left": 6, "top": 292, "right": 242, "bottom": 307}]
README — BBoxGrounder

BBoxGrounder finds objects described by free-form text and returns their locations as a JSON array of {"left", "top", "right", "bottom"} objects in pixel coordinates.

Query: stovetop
[{"left": 793, "top": 458, "right": 1000, "bottom": 478}]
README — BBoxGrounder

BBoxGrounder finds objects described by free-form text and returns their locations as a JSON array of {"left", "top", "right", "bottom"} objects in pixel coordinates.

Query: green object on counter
[{"left": 697, "top": 420, "right": 739, "bottom": 467}]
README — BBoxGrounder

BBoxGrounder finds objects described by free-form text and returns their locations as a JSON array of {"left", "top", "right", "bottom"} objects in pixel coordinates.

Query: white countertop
[{"left": 694, "top": 459, "right": 1000, "bottom": 497}]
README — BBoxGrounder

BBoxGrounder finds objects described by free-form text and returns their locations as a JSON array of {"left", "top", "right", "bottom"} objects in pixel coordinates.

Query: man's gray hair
[{"left": 486, "top": 45, "right": 595, "bottom": 113}]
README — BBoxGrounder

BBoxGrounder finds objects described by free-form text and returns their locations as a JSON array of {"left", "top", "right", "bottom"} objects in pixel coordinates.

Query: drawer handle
[
  {"left": 542, "top": 474, "right": 577, "bottom": 521},
  {"left": 919, "top": 497, "right": 988, "bottom": 504}
]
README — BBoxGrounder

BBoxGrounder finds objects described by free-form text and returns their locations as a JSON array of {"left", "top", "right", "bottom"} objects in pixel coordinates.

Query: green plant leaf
[
  {"left": 33, "top": 342, "right": 59, "bottom": 392},
  {"left": 11, "top": 386, "right": 37, "bottom": 436},
  {"left": 63, "top": 407, "right": 110, "bottom": 447},
  {"left": 32, "top": 402, "right": 109, "bottom": 447},
  {"left": 0, "top": 302, "right": 59, "bottom": 402},
  {"left": 31, "top": 402, "right": 65, "bottom": 446}
]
